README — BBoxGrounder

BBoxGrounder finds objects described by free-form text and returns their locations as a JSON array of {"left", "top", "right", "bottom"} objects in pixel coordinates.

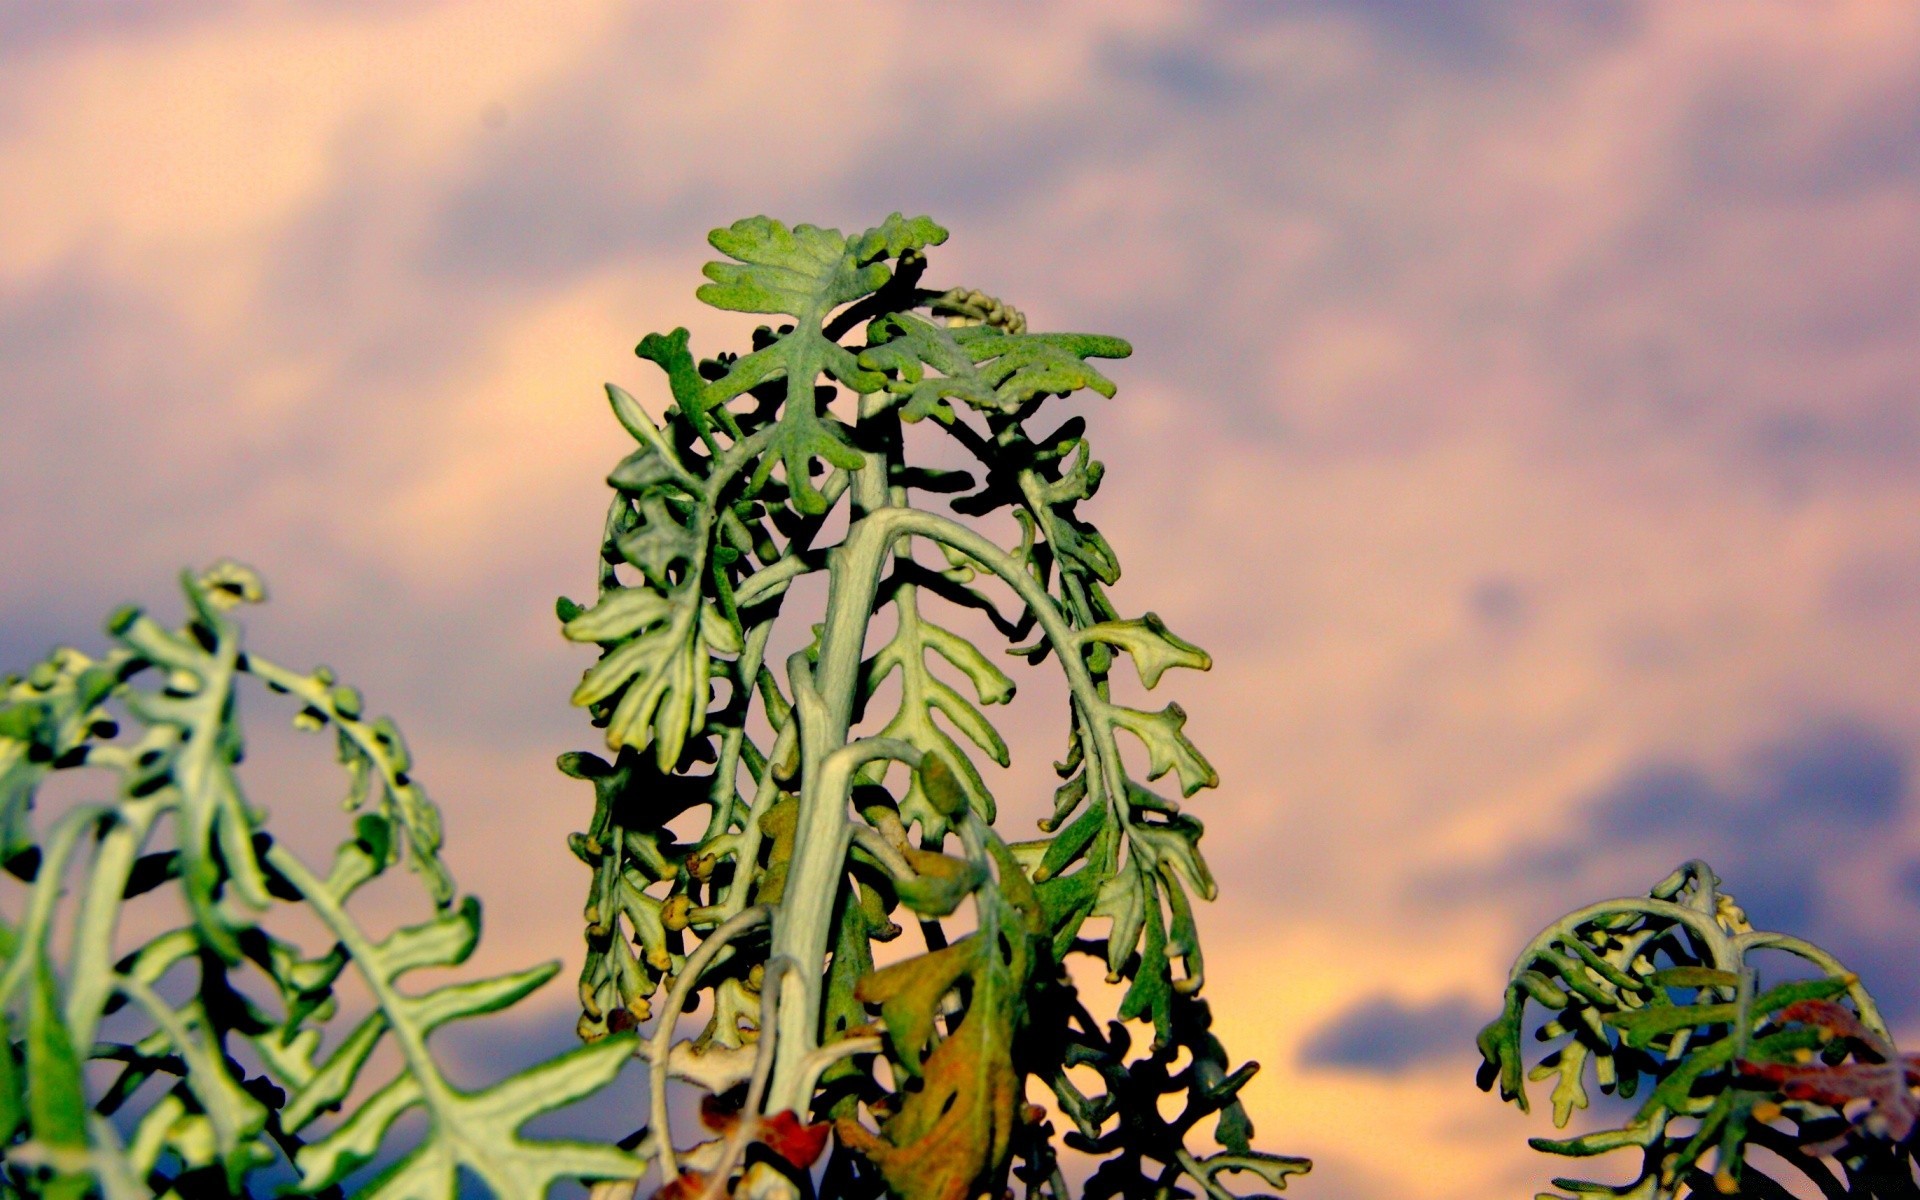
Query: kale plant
[
  {"left": 0, "top": 214, "right": 1307, "bottom": 1200},
  {"left": 1482, "top": 861, "right": 1920, "bottom": 1198}
]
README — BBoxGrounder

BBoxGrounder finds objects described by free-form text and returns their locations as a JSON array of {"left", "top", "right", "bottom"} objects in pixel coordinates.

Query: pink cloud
[{"left": 8, "top": 3, "right": 1920, "bottom": 1191}]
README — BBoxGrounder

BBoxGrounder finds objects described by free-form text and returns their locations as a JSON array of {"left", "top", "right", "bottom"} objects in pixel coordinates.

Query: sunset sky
[{"left": 7, "top": 3, "right": 1920, "bottom": 1196}]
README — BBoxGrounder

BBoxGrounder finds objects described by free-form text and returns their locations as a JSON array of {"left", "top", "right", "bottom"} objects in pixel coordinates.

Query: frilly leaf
[
  {"left": 691, "top": 214, "right": 947, "bottom": 514},
  {"left": 567, "top": 586, "right": 734, "bottom": 770},
  {"left": 0, "top": 573, "right": 639, "bottom": 1199},
  {"left": 860, "top": 314, "right": 1131, "bottom": 423},
  {"left": 697, "top": 214, "right": 946, "bottom": 319},
  {"left": 1077, "top": 613, "right": 1211, "bottom": 689},
  {"left": 1483, "top": 862, "right": 1894, "bottom": 1199},
  {"left": 1108, "top": 702, "right": 1219, "bottom": 796}
]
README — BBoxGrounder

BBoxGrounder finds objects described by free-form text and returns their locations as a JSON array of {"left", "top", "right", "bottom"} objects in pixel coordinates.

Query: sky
[{"left": 6, "top": 2, "right": 1920, "bottom": 1196}]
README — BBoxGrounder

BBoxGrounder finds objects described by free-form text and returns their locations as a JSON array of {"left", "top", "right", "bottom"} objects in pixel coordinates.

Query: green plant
[
  {"left": 1481, "top": 861, "right": 1920, "bottom": 1198},
  {"left": 0, "top": 215, "right": 1306, "bottom": 1200},
  {"left": 0, "top": 564, "right": 640, "bottom": 1197}
]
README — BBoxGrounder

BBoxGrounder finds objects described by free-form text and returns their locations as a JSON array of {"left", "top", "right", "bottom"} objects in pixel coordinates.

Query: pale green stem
[
  {"left": 760, "top": 496, "right": 1128, "bottom": 1114},
  {"left": 64, "top": 793, "right": 165, "bottom": 1049},
  {"left": 1736, "top": 930, "right": 1885, "bottom": 1033},
  {"left": 691, "top": 957, "right": 791, "bottom": 1200},
  {"left": 764, "top": 729, "right": 924, "bottom": 1109},
  {"left": 0, "top": 802, "right": 113, "bottom": 1010},
  {"left": 760, "top": 441, "right": 896, "bottom": 1111},
  {"left": 648, "top": 904, "right": 770, "bottom": 1180},
  {"left": 260, "top": 845, "right": 460, "bottom": 1115}
]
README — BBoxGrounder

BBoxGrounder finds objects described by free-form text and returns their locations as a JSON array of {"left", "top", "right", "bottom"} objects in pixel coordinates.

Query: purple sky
[{"left": 6, "top": 4, "right": 1920, "bottom": 1194}]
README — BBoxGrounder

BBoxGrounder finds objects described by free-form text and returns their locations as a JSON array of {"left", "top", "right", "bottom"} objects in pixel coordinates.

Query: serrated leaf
[
  {"left": 951, "top": 325, "right": 1131, "bottom": 408},
  {"left": 1118, "top": 876, "right": 1175, "bottom": 1045},
  {"left": 637, "top": 326, "right": 732, "bottom": 441},
  {"left": 1095, "top": 861, "right": 1149, "bottom": 981},
  {"left": 1036, "top": 798, "right": 1106, "bottom": 882},
  {"left": 294, "top": 1072, "right": 426, "bottom": 1190},
  {"left": 858, "top": 939, "right": 977, "bottom": 1077},
  {"left": 1035, "top": 870, "right": 1100, "bottom": 961},
  {"left": 614, "top": 493, "right": 703, "bottom": 590},
  {"left": 858, "top": 313, "right": 992, "bottom": 422},
  {"left": 373, "top": 896, "right": 482, "bottom": 975},
  {"left": 268, "top": 841, "right": 641, "bottom": 1199},
  {"left": 1129, "top": 812, "right": 1217, "bottom": 901},
  {"left": 261, "top": 1014, "right": 388, "bottom": 1132},
  {"left": 1542, "top": 1039, "right": 1590, "bottom": 1127},
  {"left": 563, "top": 587, "right": 676, "bottom": 645},
  {"left": 1526, "top": 1122, "right": 1659, "bottom": 1158},
  {"left": 1476, "top": 993, "right": 1529, "bottom": 1108},
  {"left": 338, "top": 1037, "right": 641, "bottom": 1199},
  {"left": 688, "top": 216, "right": 946, "bottom": 514},
  {"left": 700, "top": 218, "right": 893, "bottom": 318},
  {"left": 1188, "top": 1151, "right": 1312, "bottom": 1195},
  {"left": 402, "top": 963, "right": 558, "bottom": 1033},
  {"left": 607, "top": 445, "right": 686, "bottom": 495}
]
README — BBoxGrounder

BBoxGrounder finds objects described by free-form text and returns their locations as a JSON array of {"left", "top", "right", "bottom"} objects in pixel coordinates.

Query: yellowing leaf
[
  {"left": 892, "top": 846, "right": 986, "bottom": 918},
  {"left": 841, "top": 894, "right": 1031, "bottom": 1200},
  {"left": 856, "top": 940, "right": 976, "bottom": 1077}
]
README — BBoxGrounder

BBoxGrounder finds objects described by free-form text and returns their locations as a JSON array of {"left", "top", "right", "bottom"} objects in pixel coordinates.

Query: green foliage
[
  {"left": 11, "top": 207, "right": 1916, "bottom": 1200},
  {"left": 3, "top": 213, "right": 1300, "bottom": 1200},
  {"left": 560, "top": 215, "right": 1305, "bottom": 1199},
  {"left": 1480, "top": 861, "right": 1920, "bottom": 1198},
  {"left": 0, "top": 566, "right": 639, "bottom": 1198}
]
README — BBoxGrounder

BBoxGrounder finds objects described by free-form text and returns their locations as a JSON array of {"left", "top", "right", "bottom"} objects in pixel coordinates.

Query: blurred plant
[
  {"left": 0, "top": 215, "right": 1302, "bottom": 1199},
  {"left": 0, "top": 564, "right": 640, "bottom": 1197},
  {"left": 558, "top": 214, "right": 1306, "bottom": 1200},
  {"left": 1481, "top": 860, "right": 1920, "bottom": 1198}
]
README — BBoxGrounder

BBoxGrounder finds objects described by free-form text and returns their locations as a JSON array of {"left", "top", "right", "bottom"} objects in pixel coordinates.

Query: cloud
[
  {"left": 1299, "top": 993, "right": 1483, "bottom": 1073},
  {"left": 1469, "top": 719, "right": 1920, "bottom": 1021},
  {"left": 0, "top": 0, "right": 231, "bottom": 65},
  {"left": 1594, "top": 721, "right": 1903, "bottom": 919},
  {"left": 11, "top": 4, "right": 1920, "bottom": 1197}
]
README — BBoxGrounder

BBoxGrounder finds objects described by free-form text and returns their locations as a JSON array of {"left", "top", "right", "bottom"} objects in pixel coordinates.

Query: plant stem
[{"left": 764, "top": 452, "right": 895, "bottom": 1110}]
